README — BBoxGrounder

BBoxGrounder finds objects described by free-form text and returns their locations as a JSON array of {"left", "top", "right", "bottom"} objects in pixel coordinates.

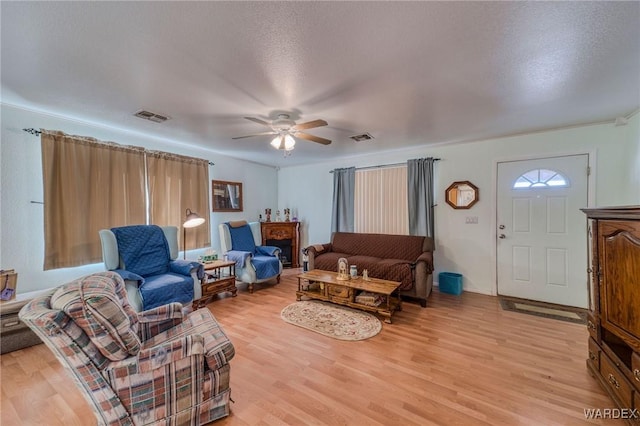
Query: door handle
[
  {"left": 499, "top": 225, "right": 505, "bottom": 229},
  {"left": 499, "top": 234, "right": 506, "bottom": 239}
]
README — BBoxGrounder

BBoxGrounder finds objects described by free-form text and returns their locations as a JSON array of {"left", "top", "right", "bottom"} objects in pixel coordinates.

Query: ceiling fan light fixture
[
  {"left": 270, "top": 135, "right": 282, "bottom": 149},
  {"left": 284, "top": 134, "right": 295, "bottom": 150},
  {"left": 270, "top": 134, "right": 296, "bottom": 151},
  {"left": 235, "top": 114, "right": 330, "bottom": 149}
]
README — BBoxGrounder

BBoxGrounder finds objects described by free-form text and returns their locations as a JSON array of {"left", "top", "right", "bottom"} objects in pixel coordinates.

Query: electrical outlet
[{"left": 465, "top": 216, "right": 478, "bottom": 224}]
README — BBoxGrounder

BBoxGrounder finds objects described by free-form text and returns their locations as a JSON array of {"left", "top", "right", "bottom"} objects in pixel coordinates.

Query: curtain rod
[
  {"left": 329, "top": 158, "right": 440, "bottom": 173},
  {"left": 22, "top": 128, "right": 215, "bottom": 166},
  {"left": 23, "top": 128, "right": 42, "bottom": 136}
]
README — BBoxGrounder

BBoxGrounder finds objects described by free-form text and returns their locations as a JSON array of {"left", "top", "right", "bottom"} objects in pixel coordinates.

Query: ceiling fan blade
[
  {"left": 232, "top": 131, "right": 276, "bottom": 140},
  {"left": 293, "top": 119, "right": 328, "bottom": 131},
  {"left": 296, "top": 132, "right": 332, "bottom": 145},
  {"left": 244, "top": 117, "right": 271, "bottom": 127}
]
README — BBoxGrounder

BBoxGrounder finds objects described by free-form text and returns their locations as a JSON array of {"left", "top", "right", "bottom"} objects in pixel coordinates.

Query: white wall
[
  {"left": 278, "top": 120, "right": 637, "bottom": 296},
  {"left": 0, "top": 104, "right": 277, "bottom": 295},
  {"left": 2, "top": 102, "right": 635, "bottom": 298},
  {"left": 625, "top": 112, "right": 640, "bottom": 197}
]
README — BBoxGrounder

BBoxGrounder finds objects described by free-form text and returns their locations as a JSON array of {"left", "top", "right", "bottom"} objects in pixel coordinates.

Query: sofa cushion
[
  {"left": 331, "top": 232, "right": 426, "bottom": 261},
  {"left": 252, "top": 255, "right": 281, "bottom": 280},
  {"left": 373, "top": 258, "right": 414, "bottom": 290},
  {"left": 343, "top": 255, "right": 383, "bottom": 271},
  {"left": 346, "top": 256, "right": 413, "bottom": 290},
  {"left": 314, "top": 252, "right": 351, "bottom": 271},
  {"left": 140, "top": 273, "right": 194, "bottom": 311},
  {"left": 51, "top": 272, "right": 141, "bottom": 361}
]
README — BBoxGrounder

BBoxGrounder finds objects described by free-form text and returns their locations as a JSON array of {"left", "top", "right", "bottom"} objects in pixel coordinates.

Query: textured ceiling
[{"left": 2, "top": 1, "right": 639, "bottom": 167}]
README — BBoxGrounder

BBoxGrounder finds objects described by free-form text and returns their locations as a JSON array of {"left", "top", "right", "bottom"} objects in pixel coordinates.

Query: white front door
[{"left": 496, "top": 155, "right": 589, "bottom": 308}]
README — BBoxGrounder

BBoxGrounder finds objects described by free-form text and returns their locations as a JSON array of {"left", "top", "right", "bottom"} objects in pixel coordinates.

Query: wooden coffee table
[
  {"left": 193, "top": 260, "right": 237, "bottom": 309},
  {"left": 296, "top": 270, "right": 402, "bottom": 323}
]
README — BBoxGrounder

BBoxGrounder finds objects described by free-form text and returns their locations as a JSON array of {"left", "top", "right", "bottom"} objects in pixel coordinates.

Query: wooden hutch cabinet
[
  {"left": 582, "top": 206, "right": 640, "bottom": 418},
  {"left": 260, "top": 221, "right": 300, "bottom": 268}
]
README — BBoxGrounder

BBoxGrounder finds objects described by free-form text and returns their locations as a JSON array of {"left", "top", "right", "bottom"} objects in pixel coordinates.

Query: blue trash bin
[{"left": 438, "top": 272, "right": 463, "bottom": 295}]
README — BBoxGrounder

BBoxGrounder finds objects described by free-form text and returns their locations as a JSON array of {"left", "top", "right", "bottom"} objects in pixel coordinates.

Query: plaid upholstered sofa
[
  {"left": 305, "top": 232, "right": 434, "bottom": 307},
  {"left": 19, "top": 271, "right": 234, "bottom": 425}
]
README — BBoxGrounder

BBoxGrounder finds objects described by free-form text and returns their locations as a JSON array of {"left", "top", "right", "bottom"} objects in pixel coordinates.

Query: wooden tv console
[{"left": 582, "top": 206, "right": 640, "bottom": 421}]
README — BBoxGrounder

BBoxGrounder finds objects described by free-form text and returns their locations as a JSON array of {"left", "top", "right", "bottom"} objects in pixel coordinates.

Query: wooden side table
[{"left": 193, "top": 260, "right": 237, "bottom": 309}]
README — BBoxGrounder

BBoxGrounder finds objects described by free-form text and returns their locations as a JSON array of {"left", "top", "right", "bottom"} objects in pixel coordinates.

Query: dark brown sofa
[{"left": 304, "top": 232, "right": 434, "bottom": 307}]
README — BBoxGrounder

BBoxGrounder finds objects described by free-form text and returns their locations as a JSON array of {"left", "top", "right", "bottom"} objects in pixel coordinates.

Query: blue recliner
[
  {"left": 219, "top": 221, "right": 282, "bottom": 293},
  {"left": 99, "top": 225, "right": 203, "bottom": 311}
]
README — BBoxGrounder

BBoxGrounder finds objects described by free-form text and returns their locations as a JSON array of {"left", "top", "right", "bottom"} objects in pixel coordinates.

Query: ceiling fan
[{"left": 232, "top": 114, "right": 331, "bottom": 151}]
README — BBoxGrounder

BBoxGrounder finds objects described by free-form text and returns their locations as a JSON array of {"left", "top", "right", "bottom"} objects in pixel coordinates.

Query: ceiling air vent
[
  {"left": 134, "top": 110, "right": 170, "bottom": 123},
  {"left": 349, "top": 133, "right": 374, "bottom": 142}
]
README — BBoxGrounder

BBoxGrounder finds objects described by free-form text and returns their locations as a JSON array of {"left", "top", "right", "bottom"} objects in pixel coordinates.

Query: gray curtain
[
  {"left": 331, "top": 167, "right": 356, "bottom": 233},
  {"left": 408, "top": 158, "right": 436, "bottom": 237}
]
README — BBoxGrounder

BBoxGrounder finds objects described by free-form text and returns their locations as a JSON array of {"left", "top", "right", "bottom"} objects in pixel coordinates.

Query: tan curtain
[
  {"left": 354, "top": 166, "right": 408, "bottom": 235},
  {"left": 147, "top": 151, "right": 210, "bottom": 251},
  {"left": 41, "top": 131, "right": 146, "bottom": 270}
]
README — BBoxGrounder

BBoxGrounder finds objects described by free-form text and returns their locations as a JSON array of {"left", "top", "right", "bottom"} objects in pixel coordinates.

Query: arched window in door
[{"left": 513, "top": 169, "right": 569, "bottom": 189}]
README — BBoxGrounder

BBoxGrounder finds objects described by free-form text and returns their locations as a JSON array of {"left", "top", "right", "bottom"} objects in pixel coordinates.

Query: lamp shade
[{"left": 183, "top": 208, "right": 205, "bottom": 228}]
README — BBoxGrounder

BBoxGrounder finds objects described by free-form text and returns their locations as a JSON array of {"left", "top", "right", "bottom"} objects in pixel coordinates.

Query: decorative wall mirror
[
  {"left": 212, "top": 180, "right": 243, "bottom": 212},
  {"left": 445, "top": 181, "right": 479, "bottom": 209}
]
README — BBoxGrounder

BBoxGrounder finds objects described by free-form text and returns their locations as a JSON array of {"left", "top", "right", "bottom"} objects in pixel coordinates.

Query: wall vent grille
[
  {"left": 134, "top": 110, "right": 170, "bottom": 123},
  {"left": 349, "top": 133, "right": 374, "bottom": 142}
]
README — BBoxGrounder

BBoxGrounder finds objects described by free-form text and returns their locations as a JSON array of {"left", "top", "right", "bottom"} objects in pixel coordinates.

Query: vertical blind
[{"left": 354, "top": 166, "right": 408, "bottom": 235}]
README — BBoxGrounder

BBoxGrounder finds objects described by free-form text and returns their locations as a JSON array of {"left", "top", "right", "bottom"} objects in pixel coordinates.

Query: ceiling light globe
[
  {"left": 270, "top": 136, "right": 282, "bottom": 149},
  {"left": 284, "top": 134, "right": 295, "bottom": 151}
]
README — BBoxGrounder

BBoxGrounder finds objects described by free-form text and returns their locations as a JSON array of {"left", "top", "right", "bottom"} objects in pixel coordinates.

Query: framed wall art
[{"left": 212, "top": 180, "right": 243, "bottom": 212}]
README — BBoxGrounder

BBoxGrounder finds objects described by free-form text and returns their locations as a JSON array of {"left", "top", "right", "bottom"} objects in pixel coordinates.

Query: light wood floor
[{"left": 1, "top": 269, "right": 621, "bottom": 425}]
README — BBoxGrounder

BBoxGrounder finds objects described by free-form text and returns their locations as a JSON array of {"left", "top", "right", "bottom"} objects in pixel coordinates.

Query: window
[
  {"left": 513, "top": 169, "right": 569, "bottom": 189},
  {"left": 41, "top": 131, "right": 210, "bottom": 270},
  {"left": 147, "top": 151, "right": 210, "bottom": 250},
  {"left": 354, "top": 166, "right": 408, "bottom": 235}
]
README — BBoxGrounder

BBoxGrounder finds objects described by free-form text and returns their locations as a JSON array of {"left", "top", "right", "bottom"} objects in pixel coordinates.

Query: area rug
[
  {"left": 499, "top": 296, "right": 587, "bottom": 324},
  {"left": 280, "top": 301, "right": 382, "bottom": 341}
]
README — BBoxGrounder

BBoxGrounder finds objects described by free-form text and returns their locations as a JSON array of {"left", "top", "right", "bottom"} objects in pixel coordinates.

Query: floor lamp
[{"left": 183, "top": 208, "right": 205, "bottom": 259}]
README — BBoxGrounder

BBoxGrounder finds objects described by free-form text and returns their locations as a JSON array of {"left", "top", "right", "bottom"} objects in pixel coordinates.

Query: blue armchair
[
  {"left": 99, "top": 225, "right": 203, "bottom": 311},
  {"left": 219, "top": 221, "right": 282, "bottom": 293}
]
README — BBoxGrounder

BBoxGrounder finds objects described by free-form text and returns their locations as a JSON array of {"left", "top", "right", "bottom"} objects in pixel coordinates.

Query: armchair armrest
[
  {"left": 412, "top": 251, "right": 434, "bottom": 305},
  {"left": 415, "top": 252, "right": 434, "bottom": 274},
  {"left": 255, "top": 245, "right": 280, "bottom": 257},
  {"left": 138, "top": 335, "right": 206, "bottom": 373},
  {"left": 304, "top": 243, "right": 331, "bottom": 270},
  {"left": 112, "top": 269, "right": 144, "bottom": 286},
  {"left": 137, "top": 302, "right": 184, "bottom": 340},
  {"left": 169, "top": 259, "right": 204, "bottom": 279},
  {"left": 304, "top": 243, "right": 331, "bottom": 256},
  {"left": 226, "top": 250, "right": 252, "bottom": 268}
]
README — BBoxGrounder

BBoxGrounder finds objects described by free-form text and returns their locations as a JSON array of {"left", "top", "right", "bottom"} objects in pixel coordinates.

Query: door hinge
[{"left": 587, "top": 166, "right": 591, "bottom": 176}]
